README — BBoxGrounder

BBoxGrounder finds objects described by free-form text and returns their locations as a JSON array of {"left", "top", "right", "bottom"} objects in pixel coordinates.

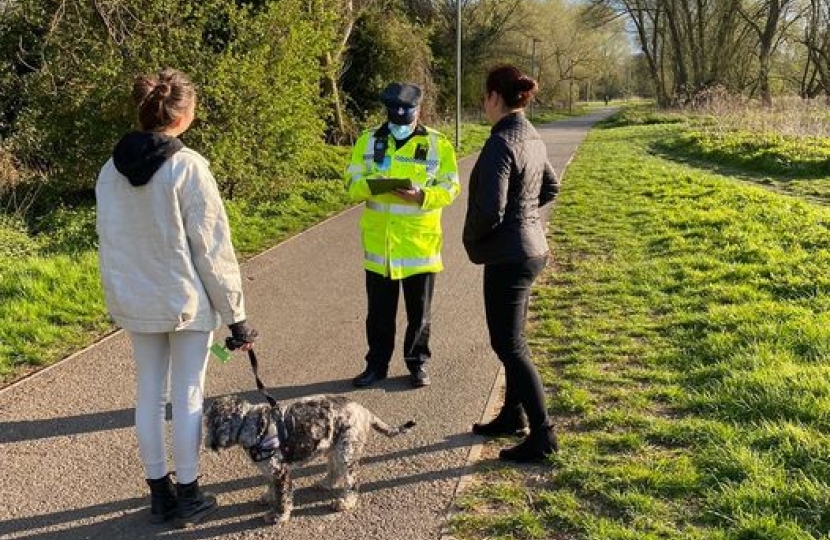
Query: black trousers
[
  {"left": 483, "top": 256, "right": 549, "bottom": 429},
  {"left": 365, "top": 271, "right": 435, "bottom": 374}
]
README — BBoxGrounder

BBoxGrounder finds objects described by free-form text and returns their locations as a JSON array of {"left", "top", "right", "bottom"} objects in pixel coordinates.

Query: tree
[
  {"left": 319, "top": 0, "right": 377, "bottom": 143},
  {"left": 801, "top": 0, "right": 830, "bottom": 102},
  {"left": 740, "top": 0, "right": 798, "bottom": 106},
  {"left": 340, "top": 0, "right": 437, "bottom": 125},
  {"left": 400, "top": 0, "right": 525, "bottom": 110},
  {"left": 588, "top": 0, "right": 799, "bottom": 105}
]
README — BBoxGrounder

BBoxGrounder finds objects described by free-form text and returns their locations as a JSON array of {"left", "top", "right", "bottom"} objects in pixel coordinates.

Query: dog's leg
[
  {"left": 331, "top": 434, "right": 364, "bottom": 512},
  {"left": 255, "top": 460, "right": 276, "bottom": 506},
  {"left": 263, "top": 463, "right": 293, "bottom": 526},
  {"left": 312, "top": 455, "right": 338, "bottom": 492},
  {"left": 258, "top": 483, "right": 275, "bottom": 507}
]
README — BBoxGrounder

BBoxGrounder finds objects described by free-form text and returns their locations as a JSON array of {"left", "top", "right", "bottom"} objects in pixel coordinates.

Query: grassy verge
[
  {"left": 655, "top": 130, "right": 830, "bottom": 203},
  {"left": 452, "top": 116, "right": 830, "bottom": 539},
  {"left": 0, "top": 122, "right": 492, "bottom": 385}
]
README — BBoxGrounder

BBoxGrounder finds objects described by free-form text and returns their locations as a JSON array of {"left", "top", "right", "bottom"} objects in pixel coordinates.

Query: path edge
[{"left": 437, "top": 366, "right": 505, "bottom": 540}]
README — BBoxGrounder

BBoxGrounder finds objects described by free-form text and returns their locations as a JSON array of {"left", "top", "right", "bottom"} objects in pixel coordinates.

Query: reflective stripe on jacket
[{"left": 345, "top": 124, "right": 460, "bottom": 279}]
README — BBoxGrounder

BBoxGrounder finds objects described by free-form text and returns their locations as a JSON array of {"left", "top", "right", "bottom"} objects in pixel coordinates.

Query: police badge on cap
[{"left": 380, "top": 82, "right": 422, "bottom": 124}]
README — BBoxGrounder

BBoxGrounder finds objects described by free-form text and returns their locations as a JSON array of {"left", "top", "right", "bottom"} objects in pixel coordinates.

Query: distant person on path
[
  {"left": 345, "top": 82, "right": 460, "bottom": 389},
  {"left": 463, "top": 65, "right": 561, "bottom": 463},
  {"left": 95, "top": 69, "right": 258, "bottom": 527}
]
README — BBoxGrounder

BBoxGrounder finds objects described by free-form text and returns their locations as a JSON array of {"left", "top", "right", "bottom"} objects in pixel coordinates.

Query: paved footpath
[{"left": 0, "top": 109, "right": 615, "bottom": 540}]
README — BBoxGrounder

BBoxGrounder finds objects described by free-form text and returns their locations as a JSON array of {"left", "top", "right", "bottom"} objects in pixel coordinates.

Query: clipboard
[{"left": 366, "top": 177, "right": 413, "bottom": 195}]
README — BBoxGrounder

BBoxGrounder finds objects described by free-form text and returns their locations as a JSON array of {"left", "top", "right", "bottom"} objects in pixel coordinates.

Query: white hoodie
[{"left": 96, "top": 134, "right": 246, "bottom": 333}]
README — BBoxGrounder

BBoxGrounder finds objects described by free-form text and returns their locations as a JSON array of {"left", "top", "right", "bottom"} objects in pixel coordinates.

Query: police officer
[{"left": 345, "top": 82, "right": 460, "bottom": 388}]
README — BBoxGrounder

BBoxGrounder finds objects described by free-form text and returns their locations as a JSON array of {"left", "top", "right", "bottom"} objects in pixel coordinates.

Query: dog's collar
[{"left": 248, "top": 407, "right": 290, "bottom": 463}]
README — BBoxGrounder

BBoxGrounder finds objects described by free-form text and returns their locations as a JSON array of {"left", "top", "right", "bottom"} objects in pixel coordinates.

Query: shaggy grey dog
[{"left": 205, "top": 394, "right": 415, "bottom": 525}]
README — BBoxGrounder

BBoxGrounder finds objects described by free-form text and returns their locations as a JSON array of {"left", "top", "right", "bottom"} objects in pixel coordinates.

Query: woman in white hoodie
[{"left": 96, "top": 69, "right": 257, "bottom": 528}]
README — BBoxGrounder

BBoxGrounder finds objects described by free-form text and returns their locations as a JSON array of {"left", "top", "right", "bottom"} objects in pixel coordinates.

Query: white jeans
[{"left": 128, "top": 330, "right": 212, "bottom": 484}]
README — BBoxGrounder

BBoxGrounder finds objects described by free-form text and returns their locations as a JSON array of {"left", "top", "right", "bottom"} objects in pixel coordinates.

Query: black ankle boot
[
  {"left": 146, "top": 473, "right": 177, "bottom": 524},
  {"left": 499, "top": 422, "right": 559, "bottom": 463},
  {"left": 175, "top": 479, "right": 218, "bottom": 528},
  {"left": 472, "top": 406, "right": 528, "bottom": 437}
]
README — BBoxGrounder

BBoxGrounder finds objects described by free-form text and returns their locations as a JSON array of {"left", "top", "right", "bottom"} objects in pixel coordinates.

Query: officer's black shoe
[
  {"left": 409, "top": 367, "right": 431, "bottom": 388},
  {"left": 352, "top": 369, "right": 387, "bottom": 388}
]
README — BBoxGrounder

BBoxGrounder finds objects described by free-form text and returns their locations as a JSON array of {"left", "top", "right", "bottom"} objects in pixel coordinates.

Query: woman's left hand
[{"left": 394, "top": 187, "right": 425, "bottom": 206}]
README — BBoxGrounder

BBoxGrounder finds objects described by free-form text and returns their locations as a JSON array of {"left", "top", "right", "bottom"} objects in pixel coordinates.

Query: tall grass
[
  {"left": 686, "top": 90, "right": 830, "bottom": 139},
  {"left": 453, "top": 113, "right": 830, "bottom": 539}
]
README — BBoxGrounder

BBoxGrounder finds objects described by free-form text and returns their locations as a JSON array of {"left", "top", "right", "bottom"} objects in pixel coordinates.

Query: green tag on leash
[{"left": 210, "top": 343, "right": 231, "bottom": 363}]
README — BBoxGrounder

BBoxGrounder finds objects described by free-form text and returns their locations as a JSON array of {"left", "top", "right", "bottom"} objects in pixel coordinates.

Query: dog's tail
[{"left": 371, "top": 417, "right": 417, "bottom": 437}]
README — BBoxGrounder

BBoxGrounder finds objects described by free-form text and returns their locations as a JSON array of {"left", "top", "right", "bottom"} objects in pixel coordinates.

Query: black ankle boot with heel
[
  {"left": 146, "top": 473, "right": 177, "bottom": 524},
  {"left": 472, "top": 406, "right": 529, "bottom": 437},
  {"left": 499, "top": 422, "right": 559, "bottom": 463},
  {"left": 175, "top": 479, "right": 218, "bottom": 528}
]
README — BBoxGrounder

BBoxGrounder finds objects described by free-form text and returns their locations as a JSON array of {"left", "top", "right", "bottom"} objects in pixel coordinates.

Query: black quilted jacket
[{"left": 463, "top": 112, "right": 560, "bottom": 265}]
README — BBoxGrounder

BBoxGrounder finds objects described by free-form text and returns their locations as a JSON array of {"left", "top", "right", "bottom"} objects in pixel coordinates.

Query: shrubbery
[
  {"left": 0, "top": 0, "right": 341, "bottom": 208},
  {"left": 0, "top": 215, "right": 39, "bottom": 258}
]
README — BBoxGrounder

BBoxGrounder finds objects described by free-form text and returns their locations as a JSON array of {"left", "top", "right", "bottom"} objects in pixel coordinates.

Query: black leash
[
  {"left": 225, "top": 336, "right": 277, "bottom": 407},
  {"left": 225, "top": 341, "right": 290, "bottom": 458},
  {"left": 244, "top": 348, "right": 278, "bottom": 408}
]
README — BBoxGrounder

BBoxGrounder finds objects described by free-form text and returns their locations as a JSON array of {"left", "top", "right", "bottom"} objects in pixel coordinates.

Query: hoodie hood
[{"left": 113, "top": 131, "right": 184, "bottom": 186}]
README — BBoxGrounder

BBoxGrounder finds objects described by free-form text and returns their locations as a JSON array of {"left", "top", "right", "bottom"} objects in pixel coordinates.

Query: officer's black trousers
[
  {"left": 483, "top": 255, "right": 549, "bottom": 429},
  {"left": 364, "top": 270, "right": 435, "bottom": 374}
]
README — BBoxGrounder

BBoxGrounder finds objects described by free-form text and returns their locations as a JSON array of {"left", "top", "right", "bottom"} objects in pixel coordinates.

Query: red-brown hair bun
[{"left": 486, "top": 65, "right": 538, "bottom": 108}]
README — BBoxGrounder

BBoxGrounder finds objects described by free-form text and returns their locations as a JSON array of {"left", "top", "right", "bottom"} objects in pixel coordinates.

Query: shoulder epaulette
[{"left": 424, "top": 127, "right": 449, "bottom": 140}]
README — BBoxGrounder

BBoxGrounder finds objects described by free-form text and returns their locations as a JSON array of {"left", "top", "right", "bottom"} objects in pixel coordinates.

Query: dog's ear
[
  {"left": 204, "top": 396, "right": 248, "bottom": 450},
  {"left": 237, "top": 406, "right": 269, "bottom": 449},
  {"left": 204, "top": 399, "right": 226, "bottom": 450}
]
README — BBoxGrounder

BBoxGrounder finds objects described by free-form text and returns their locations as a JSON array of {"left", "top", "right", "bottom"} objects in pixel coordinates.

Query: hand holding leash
[
  {"left": 224, "top": 323, "right": 277, "bottom": 408},
  {"left": 226, "top": 320, "right": 258, "bottom": 352}
]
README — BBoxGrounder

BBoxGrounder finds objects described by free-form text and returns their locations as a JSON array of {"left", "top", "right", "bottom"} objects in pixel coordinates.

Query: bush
[
  {"left": 0, "top": 216, "right": 39, "bottom": 258},
  {"left": 0, "top": 0, "right": 341, "bottom": 207}
]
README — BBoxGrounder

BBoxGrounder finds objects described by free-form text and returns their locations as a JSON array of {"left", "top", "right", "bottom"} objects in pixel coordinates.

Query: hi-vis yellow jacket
[{"left": 345, "top": 124, "right": 460, "bottom": 279}]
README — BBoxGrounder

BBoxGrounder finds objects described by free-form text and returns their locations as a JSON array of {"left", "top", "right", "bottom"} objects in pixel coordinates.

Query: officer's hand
[
  {"left": 394, "top": 187, "right": 425, "bottom": 206},
  {"left": 226, "top": 321, "right": 258, "bottom": 352}
]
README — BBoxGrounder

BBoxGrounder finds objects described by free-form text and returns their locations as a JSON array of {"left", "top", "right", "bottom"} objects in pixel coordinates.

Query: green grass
[
  {"left": 657, "top": 130, "right": 830, "bottom": 179},
  {"left": 226, "top": 179, "right": 350, "bottom": 257},
  {"left": 530, "top": 105, "right": 590, "bottom": 124},
  {"left": 0, "top": 122, "right": 491, "bottom": 385},
  {"left": 451, "top": 114, "right": 830, "bottom": 539},
  {"left": 641, "top": 107, "right": 830, "bottom": 203}
]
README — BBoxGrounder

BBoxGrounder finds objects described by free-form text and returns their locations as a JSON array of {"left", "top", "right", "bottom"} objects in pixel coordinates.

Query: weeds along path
[{"left": 0, "top": 109, "right": 615, "bottom": 540}]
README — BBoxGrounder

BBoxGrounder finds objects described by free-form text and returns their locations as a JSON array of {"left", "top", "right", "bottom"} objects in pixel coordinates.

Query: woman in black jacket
[{"left": 463, "top": 65, "right": 560, "bottom": 463}]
